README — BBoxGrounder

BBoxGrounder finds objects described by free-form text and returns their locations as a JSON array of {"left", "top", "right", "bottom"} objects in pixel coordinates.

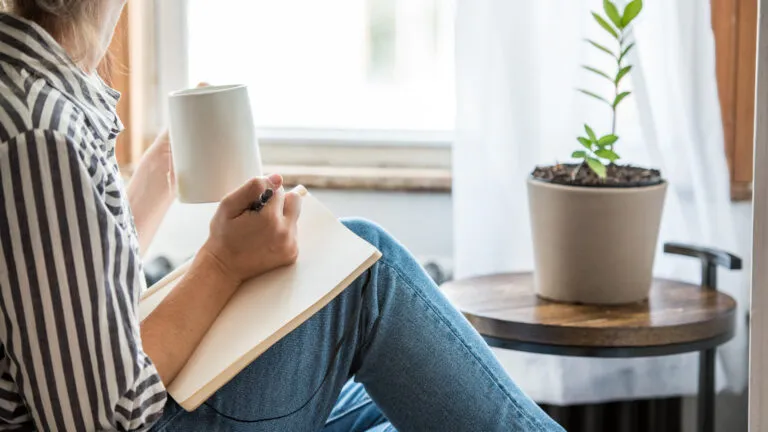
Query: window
[
  {"left": 185, "top": 0, "right": 453, "bottom": 132},
  {"left": 110, "top": 0, "right": 755, "bottom": 196},
  {"left": 142, "top": 0, "right": 454, "bottom": 170}
]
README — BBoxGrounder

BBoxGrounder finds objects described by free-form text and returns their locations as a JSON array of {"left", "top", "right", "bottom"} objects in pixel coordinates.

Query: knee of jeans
[{"left": 341, "top": 218, "right": 392, "bottom": 253}]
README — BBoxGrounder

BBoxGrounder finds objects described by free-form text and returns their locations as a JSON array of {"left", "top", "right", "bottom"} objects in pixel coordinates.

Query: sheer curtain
[{"left": 453, "top": 0, "right": 748, "bottom": 404}]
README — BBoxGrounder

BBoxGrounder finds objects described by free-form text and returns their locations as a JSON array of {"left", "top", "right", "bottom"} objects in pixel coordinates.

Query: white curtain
[{"left": 453, "top": 0, "right": 749, "bottom": 404}]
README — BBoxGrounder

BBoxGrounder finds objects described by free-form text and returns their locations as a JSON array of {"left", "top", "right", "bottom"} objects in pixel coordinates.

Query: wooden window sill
[
  {"left": 123, "top": 163, "right": 754, "bottom": 200},
  {"left": 121, "top": 164, "right": 452, "bottom": 193},
  {"left": 266, "top": 165, "right": 452, "bottom": 193},
  {"left": 731, "top": 181, "right": 753, "bottom": 201}
]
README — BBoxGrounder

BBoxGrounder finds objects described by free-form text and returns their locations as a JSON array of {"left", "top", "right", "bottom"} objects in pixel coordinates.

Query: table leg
[{"left": 698, "top": 348, "right": 716, "bottom": 432}]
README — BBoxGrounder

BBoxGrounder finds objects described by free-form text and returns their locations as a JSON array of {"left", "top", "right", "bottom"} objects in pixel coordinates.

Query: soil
[{"left": 531, "top": 163, "right": 663, "bottom": 188}]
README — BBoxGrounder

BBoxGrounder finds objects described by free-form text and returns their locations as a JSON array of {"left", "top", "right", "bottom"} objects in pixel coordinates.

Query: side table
[{"left": 442, "top": 244, "right": 741, "bottom": 432}]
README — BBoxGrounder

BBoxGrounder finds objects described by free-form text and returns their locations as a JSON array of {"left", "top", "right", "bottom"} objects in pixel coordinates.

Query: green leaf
[
  {"left": 586, "top": 157, "right": 607, "bottom": 178},
  {"left": 615, "top": 65, "right": 632, "bottom": 84},
  {"left": 603, "top": 0, "right": 623, "bottom": 29},
  {"left": 584, "top": 124, "right": 597, "bottom": 142},
  {"left": 592, "top": 12, "right": 619, "bottom": 39},
  {"left": 613, "top": 91, "right": 632, "bottom": 107},
  {"left": 597, "top": 134, "right": 619, "bottom": 147},
  {"left": 572, "top": 150, "right": 587, "bottom": 159},
  {"left": 578, "top": 89, "right": 611, "bottom": 105},
  {"left": 619, "top": 42, "right": 635, "bottom": 62},
  {"left": 583, "top": 65, "right": 613, "bottom": 82},
  {"left": 586, "top": 39, "right": 616, "bottom": 58},
  {"left": 622, "top": 0, "right": 643, "bottom": 27},
  {"left": 595, "top": 149, "right": 621, "bottom": 162},
  {"left": 578, "top": 137, "right": 593, "bottom": 149}
]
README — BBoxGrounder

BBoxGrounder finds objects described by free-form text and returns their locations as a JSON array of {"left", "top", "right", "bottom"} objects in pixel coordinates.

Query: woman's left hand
[
  {"left": 127, "top": 83, "right": 209, "bottom": 253},
  {"left": 144, "top": 129, "right": 175, "bottom": 197},
  {"left": 126, "top": 130, "right": 176, "bottom": 254}
]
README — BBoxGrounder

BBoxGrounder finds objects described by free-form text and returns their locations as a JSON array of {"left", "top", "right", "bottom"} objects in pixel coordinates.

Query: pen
[{"left": 249, "top": 188, "right": 274, "bottom": 212}]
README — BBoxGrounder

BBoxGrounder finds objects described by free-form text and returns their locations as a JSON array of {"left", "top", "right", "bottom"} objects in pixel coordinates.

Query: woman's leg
[
  {"left": 322, "top": 380, "right": 393, "bottom": 432},
  {"left": 151, "top": 218, "right": 562, "bottom": 432},
  {"left": 337, "top": 219, "right": 561, "bottom": 431},
  {"left": 150, "top": 259, "right": 385, "bottom": 432}
]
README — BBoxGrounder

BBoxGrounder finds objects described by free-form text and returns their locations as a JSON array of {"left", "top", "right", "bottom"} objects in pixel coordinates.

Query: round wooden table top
[{"left": 442, "top": 273, "right": 737, "bottom": 356}]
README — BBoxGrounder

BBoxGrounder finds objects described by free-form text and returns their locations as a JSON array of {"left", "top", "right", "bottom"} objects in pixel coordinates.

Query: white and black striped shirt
[{"left": 0, "top": 14, "right": 167, "bottom": 431}]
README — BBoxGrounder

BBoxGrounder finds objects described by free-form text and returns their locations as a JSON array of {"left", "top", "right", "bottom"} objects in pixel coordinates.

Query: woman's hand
[
  {"left": 126, "top": 130, "right": 175, "bottom": 253},
  {"left": 127, "top": 82, "right": 208, "bottom": 253},
  {"left": 199, "top": 174, "right": 303, "bottom": 285},
  {"left": 142, "top": 173, "right": 301, "bottom": 384},
  {"left": 145, "top": 129, "right": 175, "bottom": 193}
]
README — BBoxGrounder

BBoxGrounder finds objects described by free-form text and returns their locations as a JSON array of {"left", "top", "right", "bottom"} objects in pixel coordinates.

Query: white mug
[{"left": 169, "top": 84, "right": 263, "bottom": 203}]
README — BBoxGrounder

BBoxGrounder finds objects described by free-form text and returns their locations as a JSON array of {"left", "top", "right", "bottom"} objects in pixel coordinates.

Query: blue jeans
[{"left": 150, "top": 219, "right": 563, "bottom": 432}]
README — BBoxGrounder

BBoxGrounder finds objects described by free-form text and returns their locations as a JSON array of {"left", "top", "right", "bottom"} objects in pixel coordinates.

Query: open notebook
[{"left": 138, "top": 186, "right": 382, "bottom": 411}]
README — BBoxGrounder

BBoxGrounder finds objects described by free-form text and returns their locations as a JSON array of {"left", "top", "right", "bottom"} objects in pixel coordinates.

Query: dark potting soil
[{"left": 531, "top": 163, "right": 663, "bottom": 187}]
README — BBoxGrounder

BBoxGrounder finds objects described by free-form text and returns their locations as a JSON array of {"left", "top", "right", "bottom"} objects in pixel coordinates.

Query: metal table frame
[{"left": 479, "top": 244, "right": 741, "bottom": 432}]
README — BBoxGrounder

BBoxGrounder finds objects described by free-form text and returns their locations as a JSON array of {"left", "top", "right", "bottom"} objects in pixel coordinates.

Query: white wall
[
  {"left": 147, "top": 191, "right": 752, "bottom": 292},
  {"left": 145, "top": 190, "right": 454, "bottom": 266}
]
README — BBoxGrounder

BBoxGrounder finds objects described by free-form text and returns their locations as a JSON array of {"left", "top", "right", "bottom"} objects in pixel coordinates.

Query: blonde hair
[{"left": 1, "top": 0, "right": 100, "bottom": 66}]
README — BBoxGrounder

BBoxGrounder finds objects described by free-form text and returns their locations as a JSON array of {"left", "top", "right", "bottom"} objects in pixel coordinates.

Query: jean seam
[
  {"left": 206, "top": 320, "right": 354, "bottom": 425},
  {"left": 377, "top": 257, "right": 550, "bottom": 431}
]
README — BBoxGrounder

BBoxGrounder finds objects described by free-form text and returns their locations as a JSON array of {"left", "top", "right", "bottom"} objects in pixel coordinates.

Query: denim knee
[
  {"left": 340, "top": 218, "right": 390, "bottom": 253},
  {"left": 341, "top": 217, "right": 428, "bottom": 287}
]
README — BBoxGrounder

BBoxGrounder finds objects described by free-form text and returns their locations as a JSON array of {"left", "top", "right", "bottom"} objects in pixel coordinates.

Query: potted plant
[{"left": 527, "top": 0, "right": 666, "bottom": 304}]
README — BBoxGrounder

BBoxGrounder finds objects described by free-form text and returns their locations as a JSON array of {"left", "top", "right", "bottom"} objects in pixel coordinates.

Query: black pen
[{"left": 249, "top": 188, "right": 274, "bottom": 212}]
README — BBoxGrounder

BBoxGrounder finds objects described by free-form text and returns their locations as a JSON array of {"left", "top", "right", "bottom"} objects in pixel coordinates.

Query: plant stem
[
  {"left": 573, "top": 160, "right": 585, "bottom": 180},
  {"left": 611, "top": 37, "right": 623, "bottom": 150}
]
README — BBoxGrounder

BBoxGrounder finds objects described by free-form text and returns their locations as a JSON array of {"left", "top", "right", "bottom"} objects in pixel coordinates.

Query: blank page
[{"left": 139, "top": 191, "right": 381, "bottom": 410}]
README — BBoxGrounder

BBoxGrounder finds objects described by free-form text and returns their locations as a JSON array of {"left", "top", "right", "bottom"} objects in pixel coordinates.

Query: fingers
[
  {"left": 220, "top": 178, "right": 269, "bottom": 218},
  {"left": 283, "top": 190, "right": 302, "bottom": 223},
  {"left": 267, "top": 173, "right": 283, "bottom": 189},
  {"left": 252, "top": 174, "right": 285, "bottom": 218},
  {"left": 267, "top": 185, "right": 286, "bottom": 218},
  {"left": 219, "top": 175, "right": 295, "bottom": 220}
]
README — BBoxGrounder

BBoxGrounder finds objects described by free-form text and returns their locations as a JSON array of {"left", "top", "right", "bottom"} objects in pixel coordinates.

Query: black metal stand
[
  {"left": 698, "top": 348, "right": 716, "bottom": 432},
  {"left": 663, "top": 243, "right": 742, "bottom": 432}
]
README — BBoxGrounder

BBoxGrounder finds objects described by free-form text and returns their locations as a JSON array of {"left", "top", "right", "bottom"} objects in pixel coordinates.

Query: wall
[
  {"left": 145, "top": 191, "right": 752, "bottom": 431},
  {"left": 146, "top": 190, "right": 454, "bottom": 267}
]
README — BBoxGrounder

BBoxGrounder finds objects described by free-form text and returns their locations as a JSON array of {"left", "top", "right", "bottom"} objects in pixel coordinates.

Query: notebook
[{"left": 138, "top": 186, "right": 382, "bottom": 411}]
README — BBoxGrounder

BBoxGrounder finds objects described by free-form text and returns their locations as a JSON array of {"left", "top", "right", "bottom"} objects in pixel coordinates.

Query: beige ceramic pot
[{"left": 527, "top": 178, "right": 667, "bottom": 305}]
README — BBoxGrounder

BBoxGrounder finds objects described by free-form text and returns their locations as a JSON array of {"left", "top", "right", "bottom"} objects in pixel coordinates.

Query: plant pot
[{"left": 527, "top": 178, "right": 667, "bottom": 305}]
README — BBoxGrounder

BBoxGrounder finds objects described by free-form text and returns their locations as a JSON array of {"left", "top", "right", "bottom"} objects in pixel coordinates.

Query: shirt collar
[{"left": 0, "top": 13, "right": 123, "bottom": 141}]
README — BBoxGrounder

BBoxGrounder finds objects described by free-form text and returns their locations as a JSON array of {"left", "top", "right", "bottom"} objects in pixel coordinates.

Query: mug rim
[{"left": 170, "top": 84, "right": 246, "bottom": 97}]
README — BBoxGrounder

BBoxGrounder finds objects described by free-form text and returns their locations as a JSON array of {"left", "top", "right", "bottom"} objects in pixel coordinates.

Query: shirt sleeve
[{"left": 0, "top": 130, "right": 167, "bottom": 431}]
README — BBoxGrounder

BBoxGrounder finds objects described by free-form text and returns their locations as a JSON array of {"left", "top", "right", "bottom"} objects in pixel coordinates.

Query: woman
[{"left": 0, "top": 1, "right": 562, "bottom": 431}]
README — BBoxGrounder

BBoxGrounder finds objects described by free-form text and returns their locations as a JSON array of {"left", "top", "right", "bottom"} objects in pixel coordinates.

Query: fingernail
[{"left": 268, "top": 173, "right": 283, "bottom": 184}]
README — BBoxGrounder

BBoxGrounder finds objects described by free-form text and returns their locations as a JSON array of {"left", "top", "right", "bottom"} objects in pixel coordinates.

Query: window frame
[
  {"left": 711, "top": 0, "right": 758, "bottom": 201},
  {"left": 749, "top": 0, "right": 768, "bottom": 426}
]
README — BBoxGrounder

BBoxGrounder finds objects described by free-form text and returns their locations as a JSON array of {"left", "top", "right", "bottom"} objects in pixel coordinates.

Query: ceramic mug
[{"left": 169, "top": 84, "right": 263, "bottom": 203}]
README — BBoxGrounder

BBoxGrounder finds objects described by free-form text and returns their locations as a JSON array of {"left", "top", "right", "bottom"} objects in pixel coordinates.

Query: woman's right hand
[{"left": 199, "top": 174, "right": 303, "bottom": 285}]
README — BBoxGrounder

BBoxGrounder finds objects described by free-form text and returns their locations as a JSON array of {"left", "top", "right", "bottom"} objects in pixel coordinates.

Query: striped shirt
[{"left": 0, "top": 14, "right": 166, "bottom": 431}]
